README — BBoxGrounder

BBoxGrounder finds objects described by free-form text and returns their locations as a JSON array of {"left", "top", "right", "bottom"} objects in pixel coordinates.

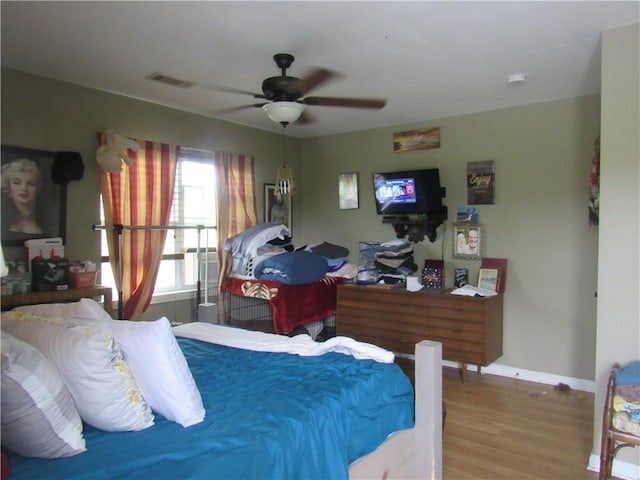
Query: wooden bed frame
[
  {"left": 4, "top": 289, "right": 443, "bottom": 480},
  {"left": 349, "top": 340, "right": 442, "bottom": 480}
]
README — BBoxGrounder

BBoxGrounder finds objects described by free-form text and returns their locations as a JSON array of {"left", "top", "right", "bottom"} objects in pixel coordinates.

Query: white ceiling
[{"left": 1, "top": 1, "right": 638, "bottom": 139}]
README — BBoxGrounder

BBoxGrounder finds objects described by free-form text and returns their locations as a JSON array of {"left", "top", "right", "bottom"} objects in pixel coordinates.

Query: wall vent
[{"left": 145, "top": 72, "right": 194, "bottom": 88}]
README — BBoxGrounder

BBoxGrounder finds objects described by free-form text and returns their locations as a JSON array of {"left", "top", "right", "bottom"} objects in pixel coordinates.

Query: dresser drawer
[{"left": 337, "top": 284, "right": 503, "bottom": 367}]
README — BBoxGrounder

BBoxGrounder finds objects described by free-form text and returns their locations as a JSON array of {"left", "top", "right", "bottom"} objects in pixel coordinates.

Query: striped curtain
[
  {"left": 99, "top": 133, "right": 178, "bottom": 319},
  {"left": 214, "top": 152, "right": 258, "bottom": 320}
]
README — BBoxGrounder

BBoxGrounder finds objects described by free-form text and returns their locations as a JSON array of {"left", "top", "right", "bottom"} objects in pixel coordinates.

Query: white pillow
[
  {"left": 15, "top": 299, "right": 205, "bottom": 427},
  {"left": 224, "top": 223, "right": 291, "bottom": 257},
  {"left": 13, "top": 298, "right": 111, "bottom": 322},
  {"left": 100, "top": 316, "right": 205, "bottom": 427},
  {"left": 1, "top": 330, "right": 86, "bottom": 458},
  {"left": 1, "top": 311, "right": 154, "bottom": 432}
]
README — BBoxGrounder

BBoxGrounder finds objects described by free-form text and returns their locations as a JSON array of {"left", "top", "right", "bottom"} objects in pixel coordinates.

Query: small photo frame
[
  {"left": 478, "top": 268, "right": 499, "bottom": 291},
  {"left": 454, "top": 268, "right": 469, "bottom": 287},
  {"left": 480, "top": 257, "right": 507, "bottom": 292},
  {"left": 338, "top": 172, "right": 359, "bottom": 210},
  {"left": 264, "top": 183, "right": 292, "bottom": 230},
  {"left": 1, "top": 145, "right": 67, "bottom": 246},
  {"left": 452, "top": 223, "right": 483, "bottom": 260}
]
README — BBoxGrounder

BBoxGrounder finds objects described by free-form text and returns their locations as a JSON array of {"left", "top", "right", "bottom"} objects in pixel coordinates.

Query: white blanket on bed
[{"left": 172, "top": 322, "right": 394, "bottom": 363}]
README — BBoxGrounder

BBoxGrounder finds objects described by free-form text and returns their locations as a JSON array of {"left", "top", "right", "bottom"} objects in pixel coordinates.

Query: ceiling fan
[{"left": 204, "top": 53, "right": 387, "bottom": 126}]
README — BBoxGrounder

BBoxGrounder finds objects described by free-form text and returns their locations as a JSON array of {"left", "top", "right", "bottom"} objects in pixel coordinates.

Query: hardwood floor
[
  {"left": 440, "top": 365, "right": 598, "bottom": 480},
  {"left": 395, "top": 358, "right": 599, "bottom": 479}
]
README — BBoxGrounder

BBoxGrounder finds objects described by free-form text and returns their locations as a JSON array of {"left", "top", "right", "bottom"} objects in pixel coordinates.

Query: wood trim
[
  {"left": 1, "top": 285, "right": 114, "bottom": 318},
  {"left": 349, "top": 340, "right": 442, "bottom": 479}
]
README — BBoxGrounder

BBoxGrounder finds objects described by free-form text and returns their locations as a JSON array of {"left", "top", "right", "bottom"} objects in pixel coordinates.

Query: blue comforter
[
  {"left": 254, "top": 250, "right": 328, "bottom": 285},
  {"left": 7, "top": 337, "right": 415, "bottom": 480}
]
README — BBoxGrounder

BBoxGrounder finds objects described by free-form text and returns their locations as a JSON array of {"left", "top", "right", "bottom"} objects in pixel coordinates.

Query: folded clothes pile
[
  {"left": 307, "top": 242, "right": 350, "bottom": 274},
  {"left": 374, "top": 239, "right": 417, "bottom": 284}
]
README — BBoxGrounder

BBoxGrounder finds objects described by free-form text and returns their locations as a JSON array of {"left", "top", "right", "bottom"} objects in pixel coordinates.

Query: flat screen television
[{"left": 372, "top": 168, "right": 443, "bottom": 215}]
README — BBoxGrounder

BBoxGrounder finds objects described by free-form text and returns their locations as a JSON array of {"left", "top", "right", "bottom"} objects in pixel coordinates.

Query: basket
[{"left": 69, "top": 271, "right": 97, "bottom": 288}]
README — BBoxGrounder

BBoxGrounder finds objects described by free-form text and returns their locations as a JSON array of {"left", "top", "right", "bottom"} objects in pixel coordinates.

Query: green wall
[
  {"left": 1, "top": 67, "right": 600, "bottom": 380},
  {"left": 296, "top": 95, "right": 600, "bottom": 381}
]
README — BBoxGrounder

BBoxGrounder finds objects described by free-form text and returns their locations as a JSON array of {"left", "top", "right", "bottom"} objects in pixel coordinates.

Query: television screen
[
  {"left": 374, "top": 177, "right": 417, "bottom": 206},
  {"left": 372, "top": 168, "right": 443, "bottom": 215}
]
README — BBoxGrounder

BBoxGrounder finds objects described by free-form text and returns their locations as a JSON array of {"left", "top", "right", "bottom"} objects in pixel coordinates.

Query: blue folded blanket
[
  {"left": 254, "top": 251, "right": 328, "bottom": 285},
  {"left": 616, "top": 361, "right": 640, "bottom": 386}
]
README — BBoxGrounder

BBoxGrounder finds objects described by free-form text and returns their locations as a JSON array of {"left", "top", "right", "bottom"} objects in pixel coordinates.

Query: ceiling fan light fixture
[{"left": 263, "top": 101, "right": 304, "bottom": 125}]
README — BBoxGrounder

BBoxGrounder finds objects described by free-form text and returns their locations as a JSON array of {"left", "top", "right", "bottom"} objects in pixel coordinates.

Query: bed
[{"left": 1, "top": 297, "right": 443, "bottom": 480}]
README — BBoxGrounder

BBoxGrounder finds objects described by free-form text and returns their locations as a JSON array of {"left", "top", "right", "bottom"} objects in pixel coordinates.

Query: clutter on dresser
[
  {"left": 405, "top": 275, "right": 422, "bottom": 292},
  {"left": 24, "top": 237, "right": 64, "bottom": 270},
  {"left": 422, "top": 259, "right": 445, "bottom": 289},
  {"left": 31, "top": 258, "right": 69, "bottom": 292},
  {"left": 24, "top": 237, "right": 69, "bottom": 292},
  {"left": 69, "top": 261, "right": 97, "bottom": 288},
  {"left": 356, "top": 239, "right": 418, "bottom": 285},
  {"left": 454, "top": 268, "right": 469, "bottom": 287},
  {"left": 1, "top": 260, "right": 30, "bottom": 295},
  {"left": 479, "top": 257, "right": 507, "bottom": 292},
  {"left": 450, "top": 284, "right": 497, "bottom": 297}
]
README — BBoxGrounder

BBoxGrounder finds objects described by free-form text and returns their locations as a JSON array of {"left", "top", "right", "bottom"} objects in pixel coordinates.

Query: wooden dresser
[
  {"left": 1, "top": 286, "right": 114, "bottom": 318},
  {"left": 336, "top": 284, "right": 503, "bottom": 381}
]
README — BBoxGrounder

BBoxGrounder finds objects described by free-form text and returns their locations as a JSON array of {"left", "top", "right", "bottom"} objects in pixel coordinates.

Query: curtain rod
[
  {"left": 92, "top": 224, "right": 216, "bottom": 231},
  {"left": 92, "top": 223, "right": 216, "bottom": 319}
]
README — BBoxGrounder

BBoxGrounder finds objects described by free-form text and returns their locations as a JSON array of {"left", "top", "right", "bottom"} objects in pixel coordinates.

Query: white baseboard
[
  {"left": 588, "top": 454, "right": 640, "bottom": 480},
  {"left": 441, "top": 360, "right": 596, "bottom": 393}
]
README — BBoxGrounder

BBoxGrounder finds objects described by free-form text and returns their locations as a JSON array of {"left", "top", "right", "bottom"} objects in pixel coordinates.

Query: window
[{"left": 100, "top": 148, "right": 217, "bottom": 301}]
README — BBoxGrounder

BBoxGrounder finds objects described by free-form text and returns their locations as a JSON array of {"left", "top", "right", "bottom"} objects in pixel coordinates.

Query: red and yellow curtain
[
  {"left": 214, "top": 151, "right": 258, "bottom": 266},
  {"left": 214, "top": 152, "right": 258, "bottom": 320},
  {"left": 99, "top": 133, "right": 178, "bottom": 319}
]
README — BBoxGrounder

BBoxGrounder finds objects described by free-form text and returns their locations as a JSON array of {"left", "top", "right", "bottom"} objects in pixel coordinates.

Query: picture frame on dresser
[
  {"left": 1, "top": 145, "right": 67, "bottom": 246},
  {"left": 452, "top": 223, "right": 483, "bottom": 260},
  {"left": 480, "top": 257, "right": 507, "bottom": 292},
  {"left": 478, "top": 268, "right": 499, "bottom": 291}
]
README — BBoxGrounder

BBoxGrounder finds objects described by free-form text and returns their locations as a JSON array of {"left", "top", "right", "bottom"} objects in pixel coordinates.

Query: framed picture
[
  {"left": 467, "top": 160, "right": 495, "bottom": 205},
  {"left": 393, "top": 127, "right": 441, "bottom": 153},
  {"left": 1, "top": 145, "right": 67, "bottom": 246},
  {"left": 454, "top": 268, "right": 469, "bottom": 287},
  {"left": 478, "top": 268, "right": 499, "bottom": 291},
  {"left": 452, "top": 223, "right": 483, "bottom": 260},
  {"left": 338, "top": 172, "right": 359, "bottom": 209},
  {"left": 480, "top": 257, "right": 507, "bottom": 292},
  {"left": 264, "top": 183, "right": 291, "bottom": 230}
]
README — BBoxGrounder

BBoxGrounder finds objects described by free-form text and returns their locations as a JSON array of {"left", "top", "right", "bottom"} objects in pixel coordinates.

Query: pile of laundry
[
  {"left": 305, "top": 242, "right": 357, "bottom": 279},
  {"left": 613, "top": 361, "right": 640, "bottom": 436},
  {"left": 224, "top": 223, "right": 358, "bottom": 282},
  {"left": 356, "top": 239, "right": 417, "bottom": 285}
]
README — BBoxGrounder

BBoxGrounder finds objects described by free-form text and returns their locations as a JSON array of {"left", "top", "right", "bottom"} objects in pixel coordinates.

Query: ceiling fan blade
[
  {"left": 213, "top": 102, "right": 269, "bottom": 114},
  {"left": 197, "top": 82, "right": 266, "bottom": 99},
  {"left": 291, "top": 68, "right": 337, "bottom": 96},
  {"left": 296, "top": 109, "right": 316, "bottom": 125},
  {"left": 302, "top": 96, "right": 387, "bottom": 109}
]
